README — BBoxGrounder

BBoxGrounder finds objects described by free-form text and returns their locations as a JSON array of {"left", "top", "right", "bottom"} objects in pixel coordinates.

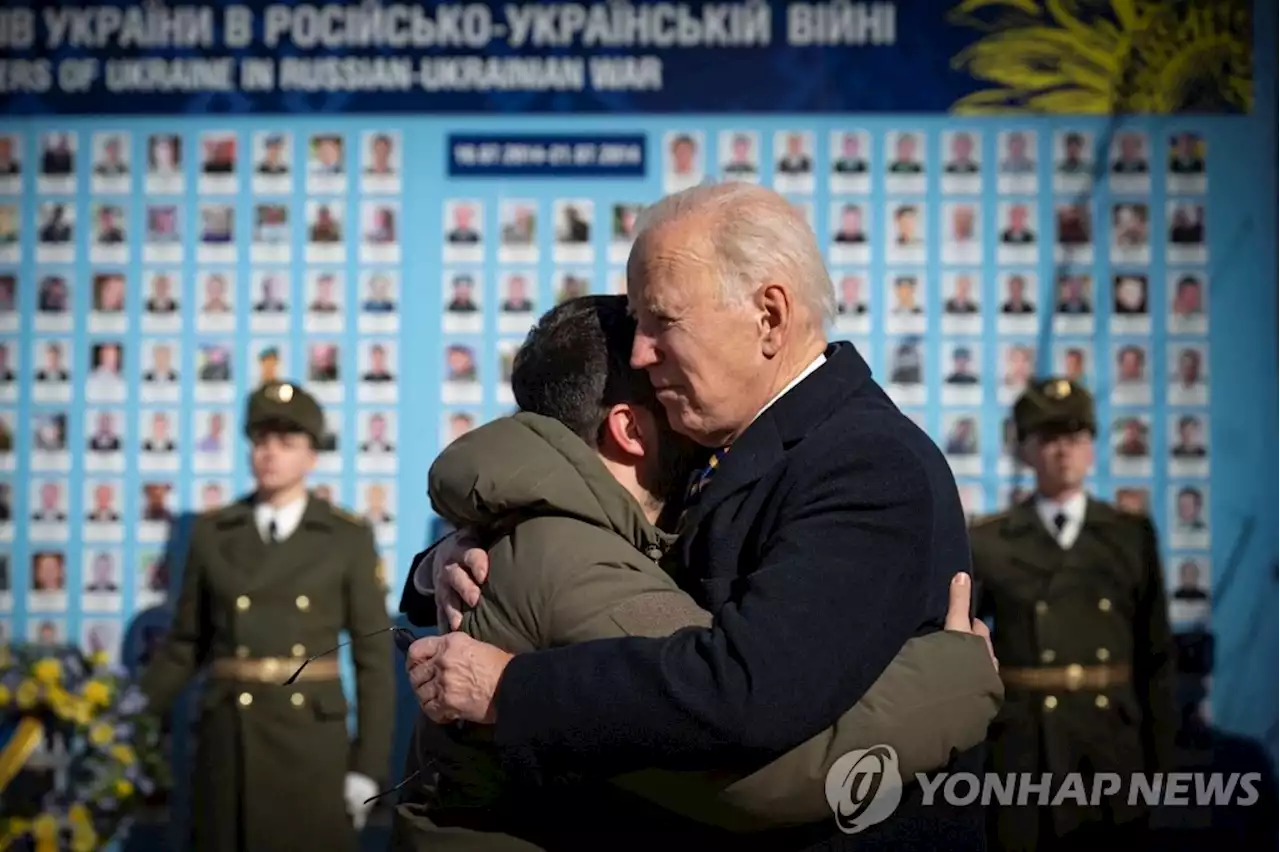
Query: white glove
[{"left": 343, "top": 771, "right": 378, "bottom": 830}]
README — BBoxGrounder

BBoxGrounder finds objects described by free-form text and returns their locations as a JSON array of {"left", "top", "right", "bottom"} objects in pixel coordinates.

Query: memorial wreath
[{"left": 0, "top": 642, "right": 170, "bottom": 851}]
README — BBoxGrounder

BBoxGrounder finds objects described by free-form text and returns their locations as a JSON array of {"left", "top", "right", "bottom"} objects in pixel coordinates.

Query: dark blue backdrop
[{"left": 0, "top": 0, "right": 1256, "bottom": 115}]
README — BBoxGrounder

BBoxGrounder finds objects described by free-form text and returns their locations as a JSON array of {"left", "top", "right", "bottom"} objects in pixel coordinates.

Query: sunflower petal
[
  {"left": 951, "top": 0, "right": 1043, "bottom": 15},
  {"left": 1109, "top": 0, "right": 1142, "bottom": 32},
  {"left": 1024, "top": 87, "right": 1116, "bottom": 113},
  {"left": 1045, "top": 0, "right": 1122, "bottom": 44},
  {"left": 952, "top": 30, "right": 1119, "bottom": 93},
  {"left": 949, "top": 88, "right": 1031, "bottom": 114}
]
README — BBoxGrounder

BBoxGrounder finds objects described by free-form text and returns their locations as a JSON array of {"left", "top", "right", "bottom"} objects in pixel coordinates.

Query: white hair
[{"left": 631, "top": 181, "right": 837, "bottom": 327}]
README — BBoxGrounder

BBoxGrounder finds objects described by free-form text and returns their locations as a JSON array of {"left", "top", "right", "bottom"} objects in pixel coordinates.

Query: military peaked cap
[
  {"left": 1013, "top": 377, "right": 1095, "bottom": 442},
  {"left": 244, "top": 381, "right": 324, "bottom": 444}
]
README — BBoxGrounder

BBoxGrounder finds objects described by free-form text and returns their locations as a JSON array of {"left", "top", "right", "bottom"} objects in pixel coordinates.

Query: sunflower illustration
[{"left": 948, "top": 0, "right": 1253, "bottom": 114}]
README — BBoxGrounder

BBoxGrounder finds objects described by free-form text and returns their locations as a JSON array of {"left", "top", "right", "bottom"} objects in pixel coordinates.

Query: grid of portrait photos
[
  {"left": 0, "top": 127, "right": 406, "bottom": 653},
  {"left": 0, "top": 123, "right": 1214, "bottom": 706},
  {"left": 654, "top": 126, "right": 1213, "bottom": 645}
]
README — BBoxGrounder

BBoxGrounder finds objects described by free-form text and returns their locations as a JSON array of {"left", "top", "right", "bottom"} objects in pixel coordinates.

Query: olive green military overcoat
[
  {"left": 971, "top": 497, "right": 1177, "bottom": 851},
  {"left": 140, "top": 496, "right": 395, "bottom": 852}
]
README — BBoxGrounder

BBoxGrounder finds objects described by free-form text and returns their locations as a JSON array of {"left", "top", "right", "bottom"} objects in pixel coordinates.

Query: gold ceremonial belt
[
  {"left": 1001, "top": 663, "right": 1131, "bottom": 692},
  {"left": 210, "top": 656, "right": 340, "bottom": 683}
]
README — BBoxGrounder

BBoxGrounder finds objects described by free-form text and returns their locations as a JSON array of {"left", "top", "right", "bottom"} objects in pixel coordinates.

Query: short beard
[{"left": 638, "top": 423, "right": 704, "bottom": 533}]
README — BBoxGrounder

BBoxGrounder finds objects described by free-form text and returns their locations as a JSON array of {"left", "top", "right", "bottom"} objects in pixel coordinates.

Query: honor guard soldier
[
  {"left": 140, "top": 381, "right": 395, "bottom": 852},
  {"left": 971, "top": 377, "right": 1177, "bottom": 852}
]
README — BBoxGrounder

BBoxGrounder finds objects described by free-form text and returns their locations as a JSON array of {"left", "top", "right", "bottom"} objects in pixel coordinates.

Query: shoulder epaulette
[
  {"left": 202, "top": 500, "right": 245, "bottom": 521},
  {"left": 970, "top": 510, "right": 1008, "bottom": 529},
  {"left": 328, "top": 503, "right": 367, "bottom": 527}
]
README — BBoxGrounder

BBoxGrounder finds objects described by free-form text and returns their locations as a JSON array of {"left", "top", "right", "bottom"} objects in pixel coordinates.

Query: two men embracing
[{"left": 393, "top": 182, "right": 1003, "bottom": 850}]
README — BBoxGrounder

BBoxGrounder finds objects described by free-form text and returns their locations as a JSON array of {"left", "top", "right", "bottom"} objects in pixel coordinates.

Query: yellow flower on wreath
[
  {"left": 32, "top": 658, "right": 61, "bottom": 685},
  {"left": 89, "top": 722, "right": 115, "bottom": 747},
  {"left": 0, "top": 683, "right": 10, "bottom": 707},
  {"left": 31, "top": 813, "right": 58, "bottom": 843},
  {"left": 70, "top": 826, "right": 99, "bottom": 852},
  {"left": 947, "top": 0, "right": 1252, "bottom": 114},
  {"left": 15, "top": 679, "right": 39, "bottom": 710},
  {"left": 111, "top": 743, "right": 136, "bottom": 766},
  {"left": 81, "top": 678, "right": 112, "bottom": 708}
]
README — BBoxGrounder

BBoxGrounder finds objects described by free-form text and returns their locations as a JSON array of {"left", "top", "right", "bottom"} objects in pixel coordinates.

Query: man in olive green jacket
[{"left": 392, "top": 297, "right": 1001, "bottom": 849}]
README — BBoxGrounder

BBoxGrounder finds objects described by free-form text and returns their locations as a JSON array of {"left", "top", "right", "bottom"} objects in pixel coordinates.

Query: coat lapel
[
  {"left": 1000, "top": 498, "right": 1058, "bottom": 575},
  {"left": 235, "top": 497, "right": 336, "bottom": 593},
  {"left": 214, "top": 497, "right": 268, "bottom": 585}
]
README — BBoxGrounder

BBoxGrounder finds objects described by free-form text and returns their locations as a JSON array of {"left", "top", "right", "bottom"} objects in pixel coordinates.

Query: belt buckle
[{"left": 1064, "top": 663, "right": 1085, "bottom": 691}]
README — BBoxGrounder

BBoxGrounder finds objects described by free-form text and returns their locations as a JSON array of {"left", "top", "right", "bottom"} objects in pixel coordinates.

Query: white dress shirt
[
  {"left": 415, "top": 351, "right": 831, "bottom": 595},
  {"left": 750, "top": 353, "right": 827, "bottom": 427},
  {"left": 254, "top": 495, "right": 307, "bottom": 544},
  {"left": 1034, "top": 491, "right": 1087, "bottom": 549}
]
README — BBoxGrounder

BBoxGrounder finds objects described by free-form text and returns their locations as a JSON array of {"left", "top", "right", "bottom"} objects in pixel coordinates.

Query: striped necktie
[{"left": 686, "top": 447, "right": 730, "bottom": 504}]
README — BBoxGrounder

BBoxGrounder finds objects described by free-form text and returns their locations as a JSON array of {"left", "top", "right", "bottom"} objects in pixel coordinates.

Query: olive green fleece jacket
[{"left": 391, "top": 413, "right": 1002, "bottom": 848}]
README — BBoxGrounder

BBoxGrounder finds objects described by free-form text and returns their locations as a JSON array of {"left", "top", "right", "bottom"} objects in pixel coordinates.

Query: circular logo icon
[{"left": 824, "top": 744, "right": 904, "bottom": 834}]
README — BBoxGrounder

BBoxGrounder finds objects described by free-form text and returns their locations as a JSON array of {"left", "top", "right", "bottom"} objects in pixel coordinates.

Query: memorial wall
[{"left": 0, "top": 0, "right": 1274, "bottom": 766}]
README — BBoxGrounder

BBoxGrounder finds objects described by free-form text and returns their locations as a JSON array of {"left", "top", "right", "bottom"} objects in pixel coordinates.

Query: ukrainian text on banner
[{"left": 0, "top": 0, "right": 1254, "bottom": 115}]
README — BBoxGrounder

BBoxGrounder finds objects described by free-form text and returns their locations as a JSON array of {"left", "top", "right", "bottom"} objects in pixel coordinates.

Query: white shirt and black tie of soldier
[
  {"left": 1035, "top": 491, "right": 1087, "bottom": 549},
  {"left": 255, "top": 495, "right": 307, "bottom": 544}
]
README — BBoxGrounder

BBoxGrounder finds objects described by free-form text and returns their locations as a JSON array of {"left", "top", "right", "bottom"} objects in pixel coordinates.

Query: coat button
[
  {"left": 1095, "top": 695, "right": 1110, "bottom": 709},
  {"left": 1096, "top": 647, "right": 1111, "bottom": 661},
  {"left": 290, "top": 693, "right": 305, "bottom": 708},
  {"left": 1043, "top": 695, "right": 1058, "bottom": 710},
  {"left": 295, "top": 595, "right": 310, "bottom": 612},
  {"left": 291, "top": 643, "right": 306, "bottom": 658},
  {"left": 234, "top": 646, "right": 249, "bottom": 659},
  {"left": 1034, "top": 600, "right": 1048, "bottom": 615},
  {"left": 236, "top": 595, "right": 251, "bottom": 611},
  {"left": 1097, "top": 598, "right": 1112, "bottom": 612},
  {"left": 1040, "top": 649, "right": 1056, "bottom": 663},
  {"left": 238, "top": 692, "right": 253, "bottom": 707}
]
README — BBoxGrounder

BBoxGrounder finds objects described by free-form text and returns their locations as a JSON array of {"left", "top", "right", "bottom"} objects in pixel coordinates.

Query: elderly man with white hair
[{"left": 404, "top": 182, "right": 994, "bottom": 849}]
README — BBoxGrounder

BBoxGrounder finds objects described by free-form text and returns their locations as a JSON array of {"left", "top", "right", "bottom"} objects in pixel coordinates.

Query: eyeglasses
[{"left": 282, "top": 624, "right": 424, "bottom": 805}]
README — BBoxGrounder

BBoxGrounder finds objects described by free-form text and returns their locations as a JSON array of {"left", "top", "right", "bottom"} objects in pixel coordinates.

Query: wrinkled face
[
  {"left": 250, "top": 431, "right": 316, "bottom": 493},
  {"left": 1023, "top": 431, "right": 1093, "bottom": 493},
  {"left": 628, "top": 224, "right": 766, "bottom": 446}
]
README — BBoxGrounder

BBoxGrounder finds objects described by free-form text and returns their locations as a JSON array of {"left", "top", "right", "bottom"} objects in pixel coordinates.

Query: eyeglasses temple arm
[
  {"left": 363, "top": 770, "right": 422, "bottom": 806},
  {"left": 282, "top": 625, "right": 408, "bottom": 685}
]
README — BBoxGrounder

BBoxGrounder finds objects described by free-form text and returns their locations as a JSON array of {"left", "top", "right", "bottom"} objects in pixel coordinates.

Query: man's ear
[
  {"left": 600, "top": 404, "right": 646, "bottom": 461},
  {"left": 756, "top": 283, "right": 790, "bottom": 357}
]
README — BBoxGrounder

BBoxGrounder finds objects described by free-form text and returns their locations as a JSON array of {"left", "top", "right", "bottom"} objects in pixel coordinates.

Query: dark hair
[{"left": 511, "top": 295, "right": 657, "bottom": 445}]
